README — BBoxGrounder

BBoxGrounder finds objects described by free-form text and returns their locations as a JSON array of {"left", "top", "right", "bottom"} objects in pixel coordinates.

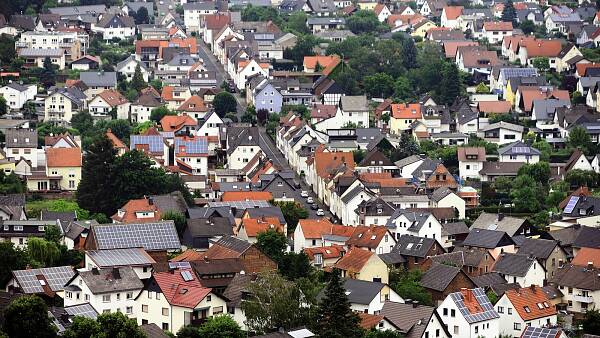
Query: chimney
[
  {"left": 461, "top": 288, "right": 471, "bottom": 302},
  {"left": 588, "top": 261, "right": 594, "bottom": 270},
  {"left": 204, "top": 255, "right": 209, "bottom": 262},
  {"left": 148, "top": 197, "right": 153, "bottom": 205},
  {"left": 497, "top": 213, "right": 504, "bottom": 221},
  {"left": 412, "top": 300, "right": 419, "bottom": 308},
  {"left": 112, "top": 267, "right": 121, "bottom": 280},
  {"left": 530, "top": 284, "right": 536, "bottom": 293}
]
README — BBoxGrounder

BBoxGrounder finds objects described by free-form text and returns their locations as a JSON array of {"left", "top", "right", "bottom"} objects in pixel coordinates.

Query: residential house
[
  {"left": 27, "top": 147, "right": 82, "bottom": 191},
  {"left": 392, "top": 235, "right": 445, "bottom": 270},
  {"left": 88, "top": 89, "right": 130, "bottom": 120},
  {"left": 462, "top": 228, "right": 516, "bottom": 260},
  {"left": 237, "top": 217, "right": 284, "bottom": 243},
  {"left": 226, "top": 127, "right": 262, "bottom": 170},
  {"left": 381, "top": 301, "right": 451, "bottom": 338},
  {"left": 203, "top": 235, "right": 277, "bottom": 273},
  {"left": 293, "top": 218, "right": 353, "bottom": 253},
  {"left": 482, "top": 21, "right": 513, "bottom": 44},
  {"left": 479, "top": 122, "right": 524, "bottom": 145},
  {"left": 5, "top": 129, "right": 38, "bottom": 168},
  {"left": 111, "top": 197, "right": 161, "bottom": 223},
  {"left": 493, "top": 253, "right": 546, "bottom": 287},
  {"left": 458, "top": 147, "right": 486, "bottom": 180},
  {"left": 130, "top": 92, "right": 162, "bottom": 123},
  {"left": 79, "top": 72, "right": 117, "bottom": 99},
  {"left": 346, "top": 226, "right": 397, "bottom": 254},
  {"left": 63, "top": 267, "right": 143, "bottom": 317},
  {"left": 333, "top": 279, "right": 403, "bottom": 314},
  {"left": 420, "top": 262, "right": 477, "bottom": 303},
  {"left": 438, "top": 288, "right": 500, "bottom": 338},
  {"left": 116, "top": 55, "right": 150, "bottom": 82},
  {"left": 498, "top": 141, "right": 541, "bottom": 163},
  {"left": 161, "top": 115, "right": 198, "bottom": 136},
  {"left": 0, "top": 220, "right": 59, "bottom": 248},
  {"left": 93, "top": 14, "right": 135, "bottom": 41},
  {"left": 496, "top": 286, "right": 558, "bottom": 336},
  {"left": 8, "top": 266, "right": 75, "bottom": 298},
  {"left": 550, "top": 263, "right": 600, "bottom": 313},
  {"left": 0, "top": 83, "right": 37, "bottom": 111},
  {"left": 386, "top": 210, "right": 444, "bottom": 241},
  {"left": 18, "top": 48, "right": 65, "bottom": 70},
  {"left": 183, "top": 2, "right": 218, "bottom": 32},
  {"left": 389, "top": 103, "right": 422, "bottom": 135},
  {"left": 303, "top": 245, "right": 346, "bottom": 267},
  {"left": 334, "top": 247, "right": 390, "bottom": 283},
  {"left": 430, "top": 187, "right": 466, "bottom": 220},
  {"left": 471, "top": 212, "right": 536, "bottom": 237},
  {"left": 441, "top": 6, "right": 463, "bottom": 28},
  {"left": 517, "top": 238, "right": 568, "bottom": 280},
  {"left": 44, "top": 87, "right": 86, "bottom": 124}
]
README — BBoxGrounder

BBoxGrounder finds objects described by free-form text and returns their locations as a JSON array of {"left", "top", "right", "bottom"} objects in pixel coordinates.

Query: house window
[
  {"left": 162, "top": 323, "right": 169, "bottom": 331},
  {"left": 142, "top": 305, "right": 148, "bottom": 313},
  {"left": 315, "top": 254, "right": 323, "bottom": 265},
  {"left": 207, "top": 295, "right": 211, "bottom": 302},
  {"left": 453, "top": 326, "right": 459, "bottom": 335},
  {"left": 514, "top": 323, "right": 521, "bottom": 331},
  {"left": 162, "top": 308, "right": 169, "bottom": 316},
  {"left": 508, "top": 308, "right": 512, "bottom": 315},
  {"left": 213, "top": 306, "right": 223, "bottom": 314},
  {"left": 450, "top": 309, "right": 455, "bottom": 317},
  {"left": 498, "top": 306, "right": 503, "bottom": 313},
  {"left": 126, "top": 306, "right": 133, "bottom": 314},
  {"left": 38, "top": 226, "right": 45, "bottom": 232},
  {"left": 126, "top": 292, "right": 133, "bottom": 299},
  {"left": 475, "top": 326, "right": 478, "bottom": 334},
  {"left": 85, "top": 294, "right": 90, "bottom": 301},
  {"left": 102, "top": 295, "right": 110, "bottom": 303},
  {"left": 13, "top": 226, "right": 22, "bottom": 231},
  {"left": 116, "top": 293, "right": 120, "bottom": 301}
]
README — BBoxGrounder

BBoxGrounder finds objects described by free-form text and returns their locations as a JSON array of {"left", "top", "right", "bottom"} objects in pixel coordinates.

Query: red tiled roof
[
  {"left": 346, "top": 226, "right": 390, "bottom": 249},
  {"left": 359, "top": 313, "right": 384, "bottom": 329},
  {"left": 391, "top": 103, "right": 422, "bottom": 119},
  {"left": 519, "top": 39, "right": 562, "bottom": 58},
  {"left": 111, "top": 198, "right": 161, "bottom": 223},
  {"left": 334, "top": 247, "right": 374, "bottom": 273},
  {"left": 443, "top": 6, "right": 463, "bottom": 20},
  {"left": 46, "top": 148, "right": 82, "bottom": 167},
  {"left": 240, "top": 217, "right": 283, "bottom": 237},
  {"left": 170, "top": 249, "right": 203, "bottom": 262},
  {"left": 177, "top": 95, "right": 208, "bottom": 113},
  {"left": 204, "top": 13, "right": 230, "bottom": 30},
  {"left": 483, "top": 21, "right": 513, "bottom": 31},
  {"left": 576, "top": 63, "right": 600, "bottom": 77},
  {"left": 311, "top": 104, "right": 337, "bottom": 119},
  {"left": 519, "top": 87, "right": 570, "bottom": 112},
  {"left": 314, "top": 149, "right": 355, "bottom": 179},
  {"left": 477, "top": 100, "right": 512, "bottom": 114},
  {"left": 559, "top": 186, "right": 591, "bottom": 209},
  {"left": 303, "top": 245, "right": 346, "bottom": 260},
  {"left": 160, "top": 115, "right": 197, "bottom": 132},
  {"left": 444, "top": 41, "right": 479, "bottom": 58},
  {"left": 572, "top": 247, "right": 600, "bottom": 268},
  {"left": 303, "top": 55, "right": 341, "bottom": 75},
  {"left": 106, "top": 129, "right": 127, "bottom": 150},
  {"left": 221, "top": 191, "right": 273, "bottom": 202},
  {"left": 505, "top": 286, "right": 557, "bottom": 321},
  {"left": 153, "top": 269, "right": 212, "bottom": 308},
  {"left": 297, "top": 218, "right": 353, "bottom": 239}
]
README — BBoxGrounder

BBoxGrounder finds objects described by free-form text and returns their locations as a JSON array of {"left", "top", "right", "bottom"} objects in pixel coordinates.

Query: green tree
[
  {"left": 0, "top": 97, "right": 7, "bottom": 116},
  {"left": 150, "top": 106, "right": 177, "bottom": 123},
  {"left": 27, "top": 237, "right": 61, "bottom": 266},
  {"left": 486, "top": 290, "right": 498, "bottom": 304},
  {"left": 71, "top": 112, "right": 95, "bottom": 135},
  {"left": 518, "top": 162, "right": 550, "bottom": 185},
  {"left": 533, "top": 57, "right": 550, "bottom": 73},
  {"left": 76, "top": 135, "right": 118, "bottom": 216},
  {"left": 198, "top": 315, "right": 244, "bottom": 338},
  {"left": 394, "top": 77, "right": 414, "bottom": 100},
  {"left": 402, "top": 38, "right": 417, "bottom": 69},
  {"left": 284, "top": 34, "right": 318, "bottom": 65},
  {"left": 533, "top": 139, "right": 552, "bottom": 162},
  {"left": 511, "top": 175, "right": 543, "bottom": 212},
  {"left": 363, "top": 73, "right": 395, "bottom": 98},
  {"left": 271, "top": 201, "right": 308, "bottom": 234},
  {"left": 44, "top": 224, "right": 62, "bottom": 244},
  {"left": 519, "top": 20, "right": 536, "bottom": 34},
  {"left": 256, "top": 229, "right": 287, "bottom": 261},
  {"left": 278, "top": 251, "right": 312, "bottom": 280},
  {"left": 213, "top": 92, "right": 238, "bottom": 117},
  {"left": 565, "top": 169, "right": 599, "bottom": 188},
  {"left": 568, "top": 126, "right": 593, "bottom": 154},
  {"left": 241, "top": 271, "right": 310, "bottom": 334},
  {"left": 41, "top": 56, "right": 57, "bottom": 88},
  {"left": 364, "top": 330, "right": 404, "bottom": 338},
  {"left": 439, "top": 63, "right": 460, "bottom": 105},
  {"left": 162, "top": 210, "right": 187, "bottom": 235},
  {"left": 0, "top": 242, "right": 30, "bottom": 287},
  {"left": 130, "top": 65, "right": 146, "bottom": 92},
  {"left": 3, "top": 295, "right": 57, "bottom": 338},
  {"left": 391, "top": 269, "right": 433, "bottom": 306},
  {"left": 501, "top": 0, "right": 516, "bottom": 22},
  {"left": 347, "top": 10, "right": 386, "bottom": 34},
  {"left": 176, "top": 325, "right": 201, "bottom": 338},
  {"left": 285, "top": 12, "right": 309, "bottom": 34},
  {"left": 316, "top": 269, "right": 364, "bottom": 338},
  {"left": 390, "top": 133, "right": 420, "bottom": 161},
  {"left": 581, "top": 309, "right": 600, "bottom": 335},
  {"left": 134, "top": 6, "right": 149, "bottom": 24},
  {"left": 63, "top": 316, "right": 101, "bottom": 338},
  {"left": 95, "top": 312, "right": 146, "bottom": 338}
]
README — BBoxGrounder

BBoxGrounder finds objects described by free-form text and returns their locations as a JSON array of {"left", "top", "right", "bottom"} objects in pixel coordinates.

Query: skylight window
[{"left": 524, "top": 306, "right": 531, "bottom": 313}]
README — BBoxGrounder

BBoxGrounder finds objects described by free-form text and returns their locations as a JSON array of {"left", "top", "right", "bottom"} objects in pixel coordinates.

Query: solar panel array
[
  {"left": 93, "top": 222, "right": 181, "bottom": 251},
  {"left": 175, "top": 137, "right": 208, "bottom": 155},
  {"left": 169, "top": 261, "right": 191, "bottom": 269},
  {"left": 181, "top": 270, "right": 194, "bottom": 281},
  {"left": 64, "top": 303, "right": 98, "bottom": 319},
  {"left": 160, "top": 131, "right": 175, "bottom": 138},
  {"left": 87, "top": 248, "right": 155, "bottom": 267},
  {"left": 130, "top": 135, "right": 164, "bottom": 153},
  {"left": 13, "top": 266, "right": 75, "bottom": 294},
  {"left": 513, "top": 146, "right": 531, "bottom": 154},
  {"left": 449, "top": 288, "right": 499, "bottom": 324},
  {"left": 208, "top": 200, "right": 270, "bottom": 209},
  {"left": 521, "top": 326, "right": 560, "bottom": 338},
  {"left": 564, "top": 196, "right": 580, "bottom": 214}
]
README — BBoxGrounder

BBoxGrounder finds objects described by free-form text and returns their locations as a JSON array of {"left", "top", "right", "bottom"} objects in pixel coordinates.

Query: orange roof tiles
[
  {"left": 170, "top": 249, "right": 203, "bottom": 262},
  {"left": 346, "top": 226, "right": 390, "bottom": 249},
  {"left": 519, "top": 87, "right": 570, "bottom": 112},
  {"left": 178, "top": 95, "right": 208, "bottom": 113},
  {"left": 221, "top": 191, "right": 273, "bottom": 202},
  {"left": 297, "top": 218, "right": 354, "bottom": 239},
  {"left": 303, "top": 245, "right": 346, "bottom": 260},
  {"left": 443, "top": 6, "right": 464, "bottom": 20},
  {"left": 238, "top": 60, "right": 270, "bottom": 71},
  {"left": 391, "top": 103, "right": 422, "bottom": 119},
  {"left": 311, "top": 104, "right": 337, "bottom": 119},
  {"left": 160, "top": 115, "right": 198, "bottom": 132},
  {"left": 314, "top": 150, "right": 355, "bottom": 179},
  {"left": 335, "top": 247, "right": 374, "bottom": 273},
  {"left": 359, "top": 313, "right": 384, "bottom": 329},
  {"left": 387, "top": 14, "right": 425, "bottom": 27},
  {"left": 576, "top": 63, "right": 600, "bottom": 77},
  {"left": 153, "top": 269, "right": 212, "bottom": 308},
  {"left": 426, "top": 163, "right": 458, "bottom": 189},
  {"left": 241, "top": 217, "right": 283, "bottom": 237},
  {"left": 46, "top": 148, "right": 82, "bottom": 167},
  {"left": 111, "top": 198, "right": 161, "bottom": 223},
  {"left": 505, "top": 286, "right": 557, "bottom": 321},
  {"left": 444, "top": 41, "right": 479, "bottom": 58},
  {"left": 478, "top": 100, "right": 512, "bottom": 114},
  {"left": 106, "top": 129, "right": 127, "bottom": 150},
  {"left": 303, "top": 55, "right": 341, "bottom": 75},
  {"left": 97, "top": 89, "right": 128, "bottom": 107},
  {"left": 519, "top": 39, "right": 563, "bottom": 58},
  {"left": 204, "top": 13, "right": 231, "bottom": 30},
  {"left": 359, "top": 172, "right": 413, "bottom": 188},
  {"left": 457, "top": 147, "right": 486, "bottom": 161},
  {"left": 483, "top": 21, "right": 513, "bottom": 31},
  {"left": 572, "top": 247, "right": 600, "bottom": 268}
]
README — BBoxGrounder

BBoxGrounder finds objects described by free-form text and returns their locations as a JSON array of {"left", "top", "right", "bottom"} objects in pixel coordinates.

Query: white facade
[
  {"left": 0, "top": 84, "right": 37, "bottom": 111},
  {"left": 438, "top": 293, "right": 500, "bottom": 338},
  {"left": 227, "top": 145, "right": 259, "bottom": 170},
  {"left": 496, "top": 295, "right": 557, "bottom": 337},
  {"left": 499, "top": 261, "right": 546, "bottom": 287}
]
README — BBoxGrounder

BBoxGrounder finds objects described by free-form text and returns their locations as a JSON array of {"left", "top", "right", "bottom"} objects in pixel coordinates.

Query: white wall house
[
  {"left": 496, "top": 286, "right": 558, "bottom": 337},
  {"left": 438, "top": 288, "right": 500, "bottom": 338},
  {"left": 493, "top": 253, "right": 546, "bottom": 287},
  {"left": 386, "top": 210, "right": 443, "bottom": 241},
  {"left": 0, "top": 83, "right": 37, "bottom": 111}
]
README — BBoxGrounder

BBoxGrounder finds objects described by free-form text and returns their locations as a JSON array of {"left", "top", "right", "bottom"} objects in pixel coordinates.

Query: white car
[
  {"left": 307, "top": 197, "right": 314, "bottom": 204},
  {"left": 316, "top": 209, "right": 325, "bottom": 216},
  {"left": 300, "top": 191, "right": 309, "bottom": 198}
]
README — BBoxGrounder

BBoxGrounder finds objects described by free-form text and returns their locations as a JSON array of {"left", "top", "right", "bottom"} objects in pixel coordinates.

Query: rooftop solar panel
[
  {"left": 130, "top": 135, "right": 164, "bottom": 153},
  {"left": 208, "top": 200, "right": 270, "bottom": 209},
  {"left": 13, "top": 266, "right": 75, "bottom": 294},
  {"left": 175, "top": 137, "right": 208, "bottom": 155},
  {"left": 563, "top": 196, "right": 579, "bottom": 214},
  {"left": 449, "top": 288, "right": 499, "bottom": 324},
  {"left": 93, "top": 222, "right": 181, "bottom": 251},
  {"left": 169, "top": 261, "right": 191, "bottom": 269},
  {"left": 64, "top": 303, "right": 98, "bottom": 319},
  {"left": 87, "top": 248, "right": 155, "bottom": 267},
  {"left": 521, "top": 326, "right": 561, "bottom": 338}
]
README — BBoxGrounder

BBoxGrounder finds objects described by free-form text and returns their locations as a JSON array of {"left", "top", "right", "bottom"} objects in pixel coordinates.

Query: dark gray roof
[
  {"left": 493, "top": 253, "right": 537, "bottom": 277},
  {"left": 226, "top": 127, "right": 260, "bottom": 155},
  {"left": 76, "top": 267, "right": 143, "bottom": 294},
  {"left": 340, "top": 279, "right": 385, "bottom": 305},
  {"left": 79, "top": 71, "right": 117, "bottom": 87},
  {"left": 394, "top": 155, "right": 423, "bottom": 168},
  {"left": 139, "top": 323, "right": 170, "bottom": 338},
  {"left": 125, "top": 2, "right": 155, "bottom": 17},
  {"left": 386, "top": 209, "right": 433, "bottom": 233},
  {"left": 381, "top": 301, "right": 435, "bottom": 334},
  {"left": 5, "top": 129, "right": 37, "bottom": 148},
  {"left": 213, "top": 235, "right": 251, "bottom": 254},
  {"left": 244, "top": 206, "right": 286, "bottom": 225},
  {"left": 96, "top": 14, "right": 135, "bottom": 28},
  {"left": 40, "top": 210, "right": 77, "bottom": 224},
  {"left": 517, "top": 238, "right": 560, "bottom": 259},
  {"left": 420, "top": 262, "right": 463, "bottom": 291},
  {"left": 149, "top": 192, "right": 188, "bottom": 215},
  {"left": 462, "top": 228, "right": 514, "bottom": 249},
  {"left": 393, "top": 235, "right": 438, "bottom": 258},
  {"left": 471, "top": 272, "right": 507, "bottom": 288},
  {"left": 498, "top": 141, "right": 541, "bottom": 156},
  {"left": 341, "top": 185, "right": 368, "bottom": 204},
  {"left": 188, "top": 206, "right": 236, "bottom": 225},
  {"left": 573, "top": 225, "right": 600, "bottom": 249},
  {"left": 223, "top": 273, "right": 256, "bottom": 308},
  {"left": 378, "top": 252, "right": 406, "bottom": 265},
  {"left": 442, "top": 221, "right": 469, "bottom": 236},
  {"left": 429, "top": 251, "right": 465, "bottom": 267},
  {"left": 430, "top": 187, "right": 453, "bottom": 202},
  {"left": 551, "top": 264, "right": 600, "bottom": 290},
  {"left": 184, "top": 217, "right": 233, "bottom": 237}
]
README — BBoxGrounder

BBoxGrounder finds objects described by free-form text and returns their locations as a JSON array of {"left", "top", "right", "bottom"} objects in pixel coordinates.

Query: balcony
[{"left": 573, "top": 294, "right": 594, "bottom": 303}]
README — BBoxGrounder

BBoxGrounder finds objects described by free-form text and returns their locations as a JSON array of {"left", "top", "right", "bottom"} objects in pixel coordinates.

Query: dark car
[{"left": 310, "top": 203, "right": 318, "bottom": 210}]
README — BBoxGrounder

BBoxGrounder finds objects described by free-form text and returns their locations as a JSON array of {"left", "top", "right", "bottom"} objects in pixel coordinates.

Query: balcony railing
[{"left": 573, "top": 294, "right": 594, "bottom": 303}]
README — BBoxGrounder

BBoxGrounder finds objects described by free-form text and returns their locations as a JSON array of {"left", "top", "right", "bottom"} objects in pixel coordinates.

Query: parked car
[
  {"left": 293, "top": 181, "right": 301, "bottom": 189},
  {"left": 316, "top": 209, "right": 325, "bottom": 216},
  {"left": 310, "top": 203, "right": 318, "bottom": 210},
  {"left": 300, "top": 191, "right": 308, "bottom": 198},
  {"left": 307, "top": 197, "right": 314, "bottom": 204}
]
